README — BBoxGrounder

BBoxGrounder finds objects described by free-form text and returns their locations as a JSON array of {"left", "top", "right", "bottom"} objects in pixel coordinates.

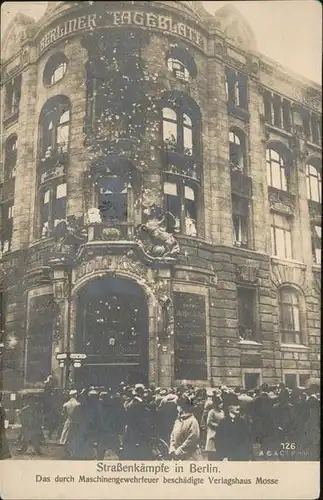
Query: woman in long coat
[
  {"left": 205, "top": 395, "right": 225, "bottom": 460},
  {"left": 169, "top": 395, "right": 201, "bottom": 461},
  {"left": 60, "top": 390, "right": 90, "bottom": 459}
]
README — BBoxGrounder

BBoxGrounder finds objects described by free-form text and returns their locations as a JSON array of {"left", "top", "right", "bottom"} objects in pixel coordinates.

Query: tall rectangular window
[
  {"left": 225, "top": 67, "right": 248, "bottom": 111},
  {"left": 174, "top": 292, "right": 207, "bottom": 381},
  {"left": 237, "top": 288, "right": 256, "bottom": 340},
  {"left": 232, "top": 195, "right": 249, "bottom": 248},
  {"left": 0, "top": 201, "right": 14, "bottom": 254},
  {"left": 163, "top": 177, "right": 198, "bottom": 236},
  {"left": 271, "top": 213, "right": 292, "bottom": 259},
  {"left": 312, "top": 224, "right": 321, "bottom": 264}
]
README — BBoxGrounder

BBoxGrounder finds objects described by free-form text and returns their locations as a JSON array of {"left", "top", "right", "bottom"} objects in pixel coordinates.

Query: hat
[
  {"left": 88, "top": 389, "right": 98, "bottom": 396},
  {"left": 69, "top": 390, "right": 77, "bottom": 396}
]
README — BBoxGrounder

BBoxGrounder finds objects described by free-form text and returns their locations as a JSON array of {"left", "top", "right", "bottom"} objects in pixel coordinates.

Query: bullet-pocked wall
[{"left": 0, "top": 1, "right": 321, "bottom": 392}]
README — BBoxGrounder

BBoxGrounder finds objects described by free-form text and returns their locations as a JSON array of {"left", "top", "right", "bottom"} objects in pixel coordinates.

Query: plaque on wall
[{"left": 173, "top": 292, "right": 207, "bottom": 380}]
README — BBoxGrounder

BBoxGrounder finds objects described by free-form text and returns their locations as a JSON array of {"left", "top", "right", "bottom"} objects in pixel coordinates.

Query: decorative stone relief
[
  {"left": 235, "top": 260, "right": 260, "bottom": 283},
  {"left": 135, "top": 204, "right": 180, "bottom": 259}
]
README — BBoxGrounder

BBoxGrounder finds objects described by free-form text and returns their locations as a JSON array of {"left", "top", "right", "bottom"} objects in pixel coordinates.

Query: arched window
[
  {"left": 162, "top": 108, "right": 194, "bottom": 156},
  {"left": 229, "top": 129, "right": 247, "bottom": 172},
  {"left": 162, "top": 108, "right": 178, "bottom": 150},
  {"left": 306, "top": 161, "right": 321, "bottom": 203},
  {"left": 278, "top": 287, "right": 303, "bottom": 345},
  {"left": 4, "top": 134, "right": 18, "bottom": 180},
  {"left": 165, "top": 47, "right": 197, "bottom": 82},
  {"left": 39, "top": 96, "right": 71, "bottom": 160},
  {"left": 167, "top": 58, "right": 190, "bottom": 81},
  {"left": 43, "top": 53, "right": 68, "bottom": 86},
  {"left": 266, "top": 148, "right": 289, "bottom": 191}
]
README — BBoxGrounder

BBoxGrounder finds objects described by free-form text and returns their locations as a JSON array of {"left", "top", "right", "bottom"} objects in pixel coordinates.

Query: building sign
[
  {"left": 173, "top": 292, "right": 207, "bottom": 380},
  {"left": 38, "top": 8, "right": 207, "bottom": 54},
  {"left": 73, "top": 255, "right": 149, "bottom": 283}
]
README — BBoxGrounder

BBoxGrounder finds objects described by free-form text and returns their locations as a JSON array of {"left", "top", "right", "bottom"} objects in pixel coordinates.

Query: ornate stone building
[{"left": 0, "top": 1, "right": 321, "bottom": 392}]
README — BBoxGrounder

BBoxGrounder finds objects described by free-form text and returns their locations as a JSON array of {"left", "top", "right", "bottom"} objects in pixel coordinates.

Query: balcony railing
[
  {"left": 87, "top": 221, "right": 135, "bottom": 242},
  {"left": 39, "top": 151, "right": 68, "bottom": 176},
  {"left": 268, "top": 186, "right": 296, "bottom": 215},
  {"left": 231, "top": 169, "right": 252, "bottom": 198},
  {"left": 40, "top": 164, "right": 66, "bottom": 184},
  {"left": 0, "top": 178, "right": 15, "bottom": 203}
]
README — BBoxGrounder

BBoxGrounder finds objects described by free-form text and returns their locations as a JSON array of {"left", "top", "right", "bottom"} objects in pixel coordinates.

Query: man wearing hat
[
  {"left": 169, "top": 394, "right": 201, "bottom": 461},
  {"left": 60, "top": 389, "right": 81, "bottom": 458},
  {"left": 122, "top": 384, "right": 151, "bottom": 460},
  {"left": 216, "top": 397, "right": 253, "bottom": 461}
]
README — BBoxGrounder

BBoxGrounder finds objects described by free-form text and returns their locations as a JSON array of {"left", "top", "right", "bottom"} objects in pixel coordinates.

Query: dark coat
[
  {"left": 0, "top": 404, "right": 11, "bottom": 459},
  {"left": 216, "top": 415, "right": 254, "bottom": 461},
  {"left": 18, "top": 403, "right": 44, "bottom": 447},
  {"left": 123, "top": 397, "right": 151, "bottom": 460}
]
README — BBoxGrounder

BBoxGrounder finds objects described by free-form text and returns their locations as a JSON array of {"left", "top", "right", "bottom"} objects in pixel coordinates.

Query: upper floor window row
[
  {"left": 43, "top": 53, "right": 68, "bottom": 86},
  {"left": 225, "top": 67, "right": 248, "bottom": 114},
  {"left": 263, "top": 90, "right": 292, "bottom": 132}
]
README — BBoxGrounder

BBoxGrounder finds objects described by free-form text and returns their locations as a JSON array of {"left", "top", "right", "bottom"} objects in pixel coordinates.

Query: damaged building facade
[{"left": 0, "top": 1, "right": 321, "bottom": 392}]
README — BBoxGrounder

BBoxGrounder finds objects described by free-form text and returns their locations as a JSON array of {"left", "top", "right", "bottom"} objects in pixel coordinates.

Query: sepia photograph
[{"left": 0, "top": 0, "right": 321, "bottom": 498}]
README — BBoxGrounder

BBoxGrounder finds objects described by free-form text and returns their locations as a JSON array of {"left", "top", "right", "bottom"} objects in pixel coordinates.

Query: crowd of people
[{"left": 1, "top": 376, "right": 320, "bottom": 461}]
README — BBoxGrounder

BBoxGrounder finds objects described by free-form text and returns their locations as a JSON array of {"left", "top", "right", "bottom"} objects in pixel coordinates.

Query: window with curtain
[
  {"left": 271, "top": 212, "right": 292, "bottom": 259},
  {"left": 229, "top": 130, "right": 246, "bottom": 172},
  {"left": 306, "top": 162, "right": 321, "bottom": 203},
  {"left": 0, "top": 201, "right": 14, "bottom": 254},
  {"left": 279, "top": 287, "right": 302, "bottom": 344},
  {"left": 40, "top": 98, "right": 70, "bottom": 159},
  {"left": 225, "top": 67, "right": 248, "bottom": 110},
  {"left": 312, "top": 224, "right": 321, "bottom": 265},
  {"left": 40, "top": 182, "right": 67, "bottom": 238},
  {"left": 163, "top": 177, "right": 198, "bottom": 236},
  {"left": 266, "top": 148, "right": 289, "bottom": 191},
  {"left": 4, "top": 135, "right": 18, "bottom": 180},
  {"left": 167, "top": 58, "right": 191, "bottom": 81},
  {"left": 162, "top": 107, "right": 194, "bottom": 155}
]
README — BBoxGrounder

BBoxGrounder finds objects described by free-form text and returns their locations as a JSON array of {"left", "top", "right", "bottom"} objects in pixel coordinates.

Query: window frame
[
  {"left": 306, "top": 162, "right": 322, "bottom": 203},
  {"left": 39, "top": 181, "right": 67, "bottom": 238},
  {"left": 278, "top": 287, "right": 303, "bottom": 345},
  {"left": 162, "top": 106, "right": 194, "bottom": 156},
  {"left": 237, "top": 287, "right": 258, "bottom": 341},
  {"left": 162, "top": 173, "right": 200, "bottom": 237},
  {"left": 266, "top": 148, "right": 289, "bottom": 191},
  {"left": 43, "top": 53, "right": 68, "bottom": 87},
  {"left": 39, "top": 98, "right": 71, "bottom": 160},
  {"left": 271, "top": 212, "right": 293, "bottom": 260}
]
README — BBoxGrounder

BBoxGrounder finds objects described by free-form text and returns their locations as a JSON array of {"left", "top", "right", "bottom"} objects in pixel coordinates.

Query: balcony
[
  {"left": 38, "top": 151, "right": 68, "bottom": 181},
  {"left": 163, "top": 150, "right": 202, "bottom": 182},
  {"left": 308, "top": 199, "right": 322, "bottom": 224},
  {"left": 268, "top": 186, "right": 296, "bottom": 215},
  {"left": 0, "top": 178, "right": 15, "bottom": 203},
  {"left": 87, "top": 221, "right": 135, "bottom": 242},
  {"left": 230, "top": 169, "right": 252, "bottom": 198},
  {"left": 3, "top": 109, "right": 19, "bottom": 128},
  {"left": 40, "top": 164, "right": 66, "bottom": 184}
]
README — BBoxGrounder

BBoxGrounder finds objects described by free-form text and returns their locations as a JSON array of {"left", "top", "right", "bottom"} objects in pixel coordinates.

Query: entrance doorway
[{"left": 75, "top": 277, "right": 149, "bottom": 389}]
